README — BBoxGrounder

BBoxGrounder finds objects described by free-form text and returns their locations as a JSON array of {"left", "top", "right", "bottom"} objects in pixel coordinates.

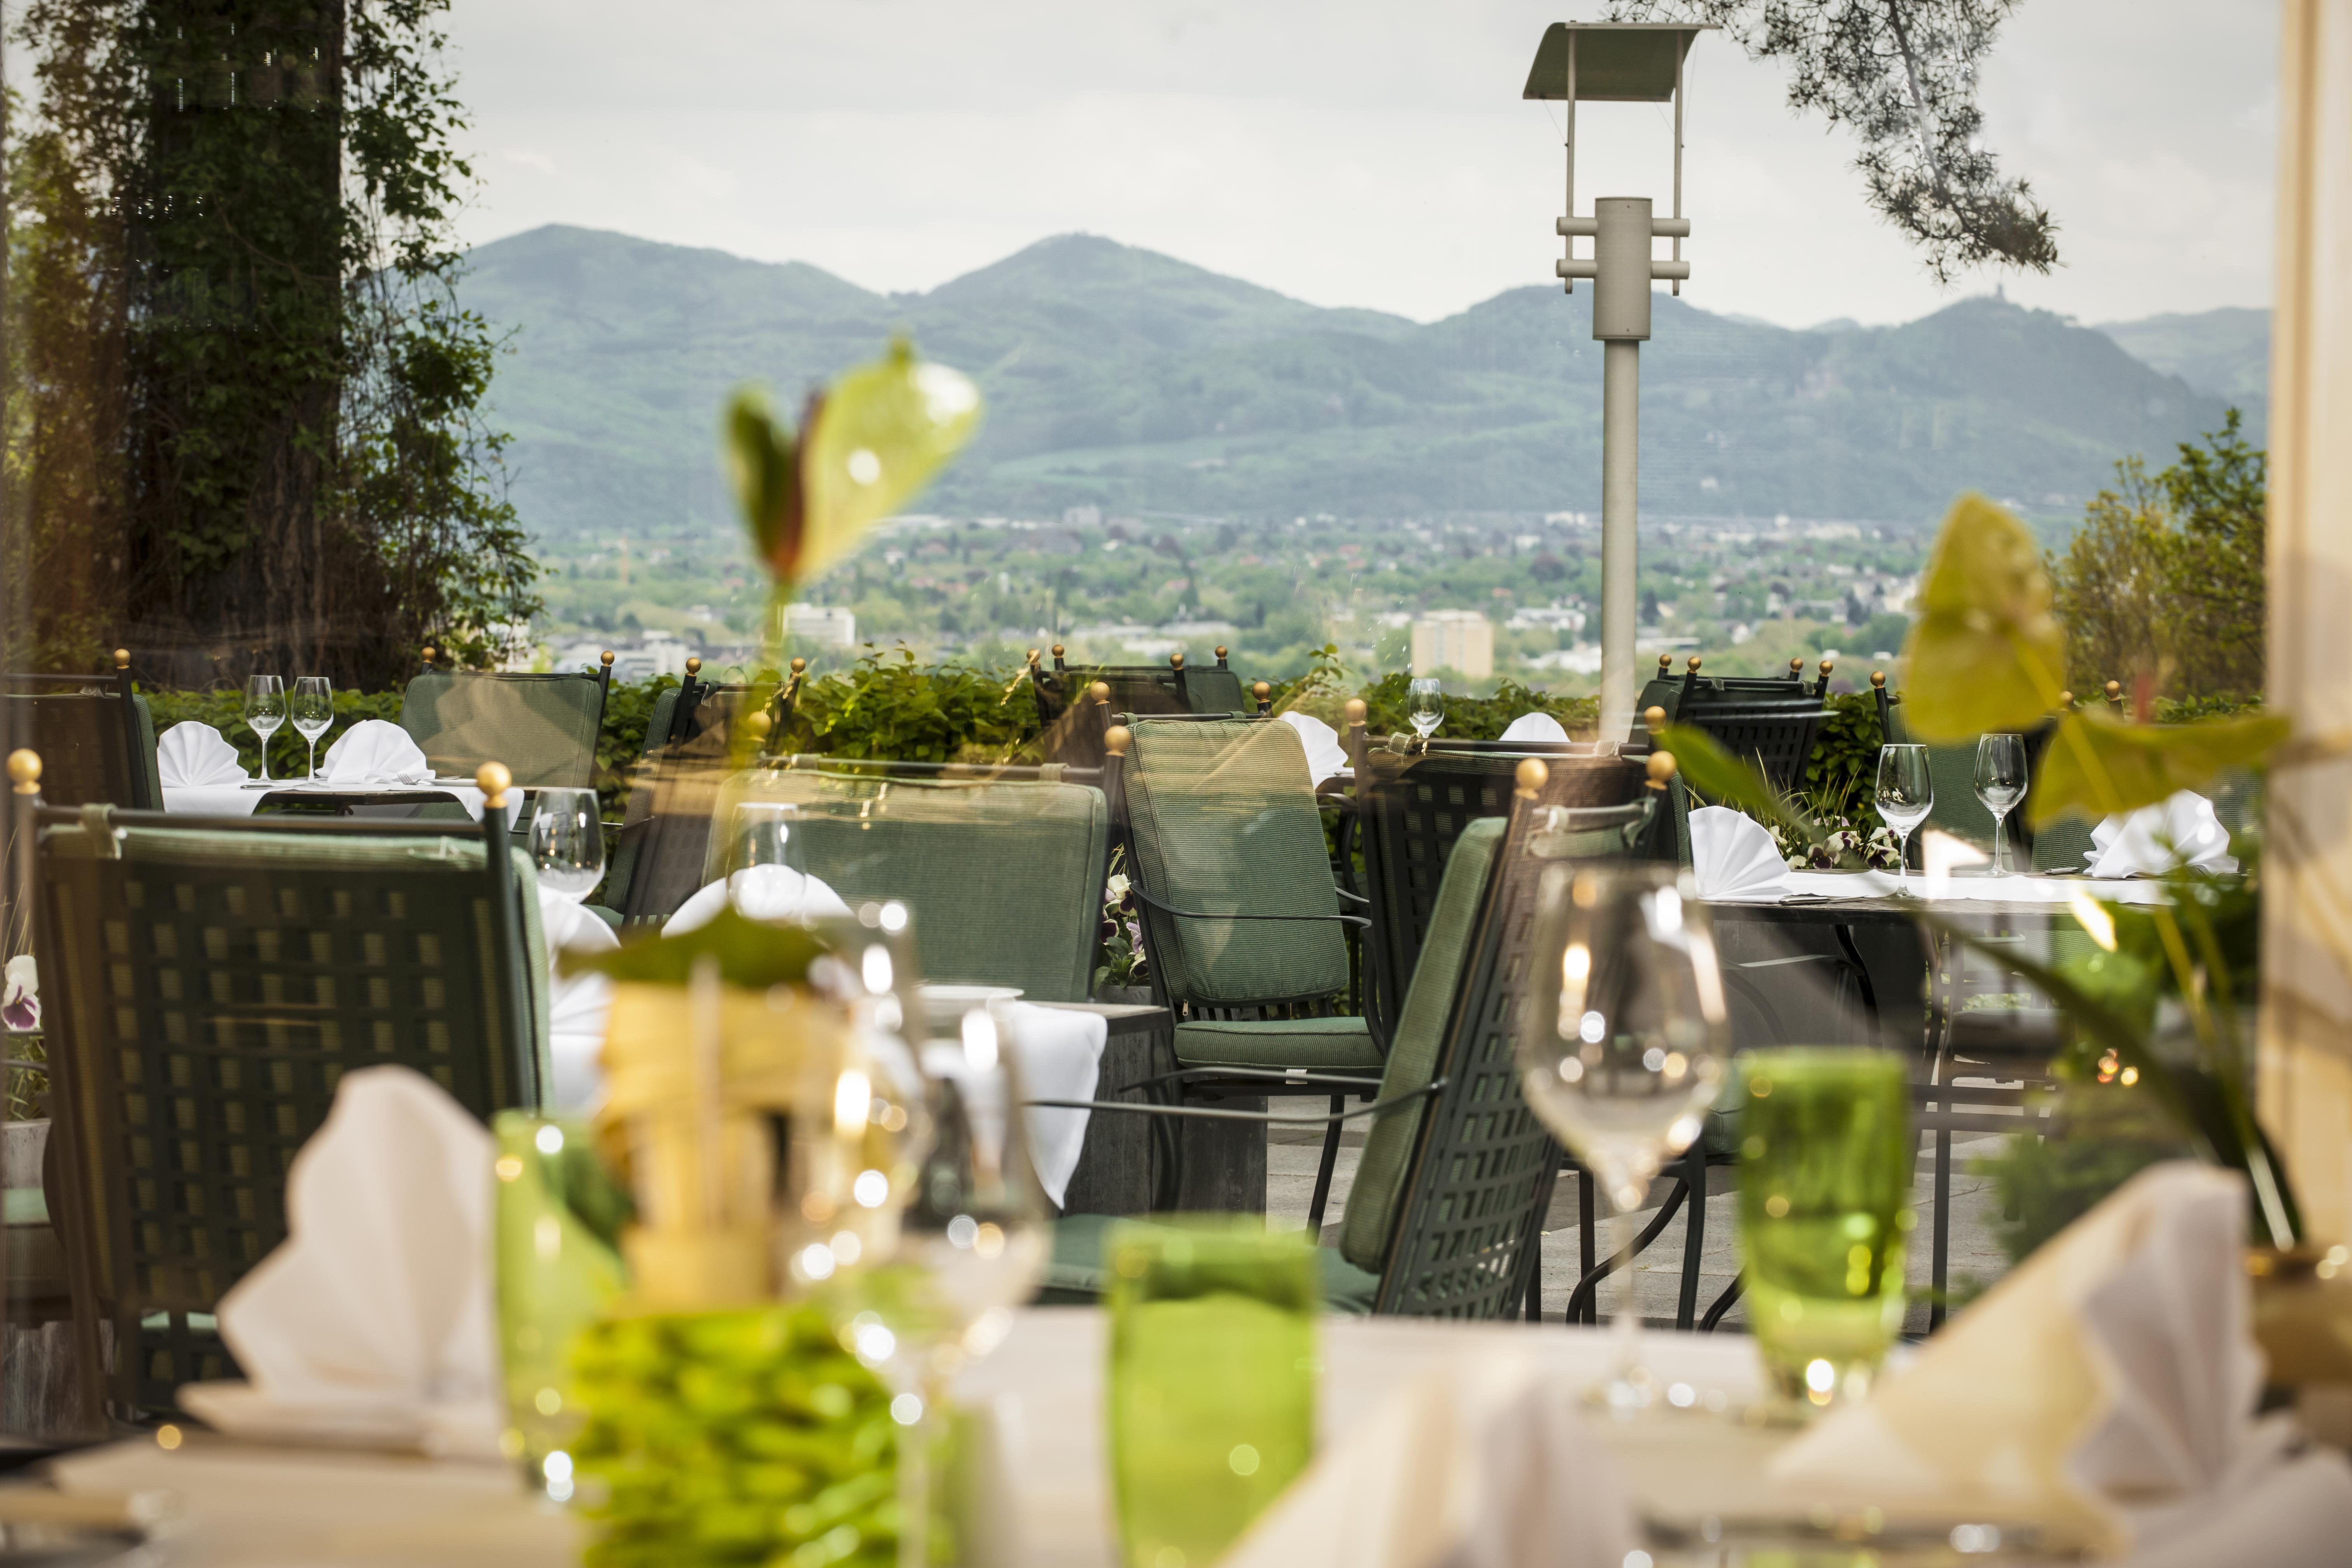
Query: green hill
[
  {"left": 460, "top": 226, "right": 2255, "bottom": 540},
  {"left": 2095, "top": 306, "right": 2271, "bottom": 405}
]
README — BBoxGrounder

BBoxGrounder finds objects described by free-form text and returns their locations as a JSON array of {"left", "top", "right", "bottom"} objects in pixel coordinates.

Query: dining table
[{"left": 159, "top": 777, "right": 491, "bottom": 819}]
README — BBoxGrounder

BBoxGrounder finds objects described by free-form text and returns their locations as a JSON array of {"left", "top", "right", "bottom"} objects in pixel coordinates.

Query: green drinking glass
[
  {"left": 493, "top": 1113, "right": 630, "bottom": 1502},
  {"left": 1736, "top": 1049, "right": 1914, "bottom": 1410},
  {"left": 1106, "top": 1221, "right": 1318, "bottom": 1568}
]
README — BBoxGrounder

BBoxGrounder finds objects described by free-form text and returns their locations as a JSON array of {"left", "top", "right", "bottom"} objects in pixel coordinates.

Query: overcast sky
[{"left": 444, "top": 0, "right": 2279, "bottom": 329}]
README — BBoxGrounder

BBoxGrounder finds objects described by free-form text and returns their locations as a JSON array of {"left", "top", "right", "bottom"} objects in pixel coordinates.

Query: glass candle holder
[
  {"left": 1736, "top": 1048, "right": 1914, "bottom": 1410},
  {"left": 1106, "top": 1221, "right": 1318, "bottom": 1568}
]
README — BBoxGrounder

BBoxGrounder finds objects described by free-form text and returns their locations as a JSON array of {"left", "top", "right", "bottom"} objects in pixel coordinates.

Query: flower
[
  {"left": 1106, "top": 873, "right": 1131, "bottom": 903},
  {"left": 3, "top": 954, "right": 37, "bottom": 1032}
]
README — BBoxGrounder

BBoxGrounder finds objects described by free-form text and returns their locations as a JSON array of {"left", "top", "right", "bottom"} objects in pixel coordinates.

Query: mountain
[
  {"left": 459, "top": 225, "right": 2250, "bottom": 541},
  {"left": 2095, "top": 306, "right": 2271, "bottom": 406}
]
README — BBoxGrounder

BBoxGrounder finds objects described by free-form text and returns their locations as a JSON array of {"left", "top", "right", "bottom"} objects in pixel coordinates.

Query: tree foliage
[
  {"left": 1615, "top": 0, "right": 2057, "bottom": 281},
  {"left": 2048, "top": 411, "right": 2264, "bottom": 701}
]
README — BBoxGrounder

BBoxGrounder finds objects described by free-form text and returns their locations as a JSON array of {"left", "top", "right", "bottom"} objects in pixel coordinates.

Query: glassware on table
[
  {"left": 1406, "top": 677, "right": 1445, "bottom": 742},
  {"left": 1107, "top": 1220, "right": 1318, "bottom": 1568},
  {"left": 492, "top": 1112, "right": 628, "bottom": 1503},
  {"left": 288, "top": 676, "right": 333, "bottom": 780},
  {"left": 531, "top": 786, "right": 607, "bottom": 901},
  {"left": 1519, "top": 862, "right": 1729, "bottom": 1415},
  {"left": 243, "top": 674, "right": 286, "bottom": 782},
  {"left": 1735, "top": 1048, "right": 1913, "bottom": 1411},
  {"left": 1874, "top": 744, "right": 1934, "bottom": 894},
  {"left": 723, "top": 800, "right": 812, "bottom": 918},
  {"left": 1973, "top": 733, "right": 2030, "bottom": 877}
]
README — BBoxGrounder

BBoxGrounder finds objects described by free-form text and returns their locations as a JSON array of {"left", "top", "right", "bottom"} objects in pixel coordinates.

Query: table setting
[{"left": 158, "top": 714, "right": 487, "bottom": 818}]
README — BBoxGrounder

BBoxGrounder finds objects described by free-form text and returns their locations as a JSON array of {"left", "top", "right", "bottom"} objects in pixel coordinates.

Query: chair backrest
[
  {"left": 31, "top": 807, "right": 550, "bottom": 1418},
  {"left": 596, "top": 686, "right": 680, "bottom": 917},
  {"left": 1114, "top": 716, "right": 1345, "bottom": 1008},
  {"left": 705, "top": 766, "right": 1110, "bottom": 1003},
  {"left": 398, "top": 668, "right": 609, "bottom": 789},
  {"left": 2, "top": 672, "right": 161, "bottom": 810},
  {"left": 1353, "top": 744, "right": 1646, "bottom": 1037},
  {"left": 1369, "top": 770, "right": 1608, "bottom": 1317},
  {"left": 1666, "top": 680, "right": 1829, "bottom": 796},
  {"left": 1031, "top": 651, "right": 1248, "bottom": 729}
]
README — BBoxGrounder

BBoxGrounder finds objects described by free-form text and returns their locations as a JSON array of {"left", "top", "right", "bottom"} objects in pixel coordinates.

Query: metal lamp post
[{"left": 1523, "top": 22, "right": 1708, "bottom": 740}]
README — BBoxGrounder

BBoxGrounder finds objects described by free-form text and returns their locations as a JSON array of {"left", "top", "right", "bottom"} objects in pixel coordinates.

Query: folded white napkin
[
  {"left": 1771, "top": 1162, "right": 2296, "bottom": 1556},
  {"left": 540, "top": 887, "right": 618, "bottom": 1114},
  {"left": 2090, "top": 791, "right": 2238, "bottom": 879},
  {"left": 1499, "top": 711, "right": 1570, "bottom": 745},
  {"left": 318, "top": 719, "right": 432, "bottom": 786},
  {"left": 1001, "top": 1003, "right": 1106, "bottom": 1208},
  {"left": 1688, "top": 806, "right": 1792, "bottom": 901},
  {"left": 664, "top": 864, "right": 853, "bottom": 933},
  {"left": 197, "top": 1067, "right": 500, "bottom": 1458},
  {"left": 156, "top": 722, "right": 250, "bottom": 788},
  {"left": 1223, "top": 1350, "right": 1637, "bottom": 1568},
  {"left": 1276, "top": 710, "right": 1351, "bottom": 782}
]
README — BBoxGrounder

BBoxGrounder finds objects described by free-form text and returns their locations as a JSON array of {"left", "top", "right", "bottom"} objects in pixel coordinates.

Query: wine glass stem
[
  {"left": 1991, "top": 814, "right": 2008, "bottom": 875},
  {"left": 898, "top": 1388, "right": 938, "bottom": 1568},
  {"left": 306, "top": 737, "right": 318, "bottom": 780},
  {"left": 257, "top": 735, "right": 270, "bottom": 782},
  {"left": 1610, "top": 1197, "right": 1643, "bottom": 1382},
  {"left": 1896, "top": 828, "right": 1910, "bottom": 891}
]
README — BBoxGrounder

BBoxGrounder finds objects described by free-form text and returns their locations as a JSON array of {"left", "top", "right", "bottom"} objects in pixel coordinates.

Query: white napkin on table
[
  {"left": 1499, "top": 711, "right": 1570, "bottom": 745},
  {"left": 1688, "top": 805, "right": 1792, "bottom": 901},
  {"left": 540, "top": 887, "right": 618, "bottom": 1114},
  {"left": 1277, "top": 710, "right": 1351, "bottom": 783},
  {"left": 156, "top": 722, "right": 249, "bottom": 787},
  {"left": 1771, "top": 1162, "right": 2347, "bottom": 1558},
  {"left": 1002, "top": 1004, "right": 1106, "bottom": 1208},
  {"left": 664, "top": 864, "right": 853, "bottom": 933},
  {"left": 1223, "top": 1349, "right": 1637, "bottom": 1568},
  {"left": 2089, "top": 791, "right": 2238, "bottom": 879},
  {"left": 192, "top": 1068, "right": 500, "bottom": 1458},
  {"left": 318, "top": 719, "right": 432, "bottom": 786}
]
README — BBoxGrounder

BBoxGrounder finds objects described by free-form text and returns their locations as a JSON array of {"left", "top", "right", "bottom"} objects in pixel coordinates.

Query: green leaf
[
  {"left": 800, "top": 340, "right": 982, "bottom": 581},
  {"left": 1654, "top": 723, "right": 1818, "bottom": 843},
  {"left": 1901, "top": 493, "right": 2068, "bottom": 742},
  {"left": 2028, "top": 708, "right": 2289, "bottom": 827},
  {"left": 724, "top": 389, "right": 800, "bottom": 578}
]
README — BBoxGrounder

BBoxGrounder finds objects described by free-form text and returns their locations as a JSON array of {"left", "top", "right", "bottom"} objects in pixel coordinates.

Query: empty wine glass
[
  {"left": 1519, "top": 863, "right": 1729, "bottom": 1415},
  {"left": 530, "top": 787, "right": 606, "bottom": 901},
  {"left": 243, "top": 674, "right": 286, "bottom": 782},
  {"left": 1875, "top": 744, "right": 1935, "bottom": 894},
  {"left": 1974, "top": 734, "right": 2029, "bottom": 877},
  {"left": 1407, "top": 678, "right": 1445, "bottom": 742},
  {"left": 290, "top": 676, "right": 333, "bottom": 780}
]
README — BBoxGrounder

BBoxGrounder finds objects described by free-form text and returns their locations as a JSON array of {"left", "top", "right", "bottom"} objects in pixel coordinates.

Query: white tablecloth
[
  {"left": 1002, "top": 1004, "right": 1107, "bottom": 1208},
  {"left": 539, "top": 889, "right": 619, "bottom": 1114},
  {"left": 161, "top": 778, "right": 488, "bottom": 820}
]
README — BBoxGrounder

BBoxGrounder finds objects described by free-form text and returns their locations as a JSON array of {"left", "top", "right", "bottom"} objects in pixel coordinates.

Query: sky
[{"left": 444, "top": 0, "right": 2280, "bottom": 330}]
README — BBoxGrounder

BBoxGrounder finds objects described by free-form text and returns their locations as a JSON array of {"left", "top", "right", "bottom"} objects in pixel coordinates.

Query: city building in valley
[{"left": 1412, "top": 610, "right": 1494, "bottom": 680}]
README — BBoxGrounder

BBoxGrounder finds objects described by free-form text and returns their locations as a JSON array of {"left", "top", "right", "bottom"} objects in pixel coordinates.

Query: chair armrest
[
  {"left": 1128, "top": 885, "right": 1368, "bottom": 930},
  {"left": 1026, "top": 1079, "right": 1443, "bottom": 1125}
]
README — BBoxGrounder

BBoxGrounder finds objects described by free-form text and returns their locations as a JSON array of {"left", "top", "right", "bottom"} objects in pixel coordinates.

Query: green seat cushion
[
  {"left": 1039, "top": 1214, "right": 1380, "bottom": 1316},
  {"left": 1339, "top": 817, "right": 1506, "bottom": 1273},
  {"left": 1172, "top": 1015, "right": 1380, "bottom": 1071}
]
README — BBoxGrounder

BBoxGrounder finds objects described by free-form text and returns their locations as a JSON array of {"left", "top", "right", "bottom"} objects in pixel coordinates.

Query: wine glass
[
  {"left": 530, "top": 787, "right": 606, "bottom": 901},
  {"left": 723, "top": 800, "right": 813, "bottom": 920},
  {"left": 1874, "top": 744, "right": 1935, "bottom": 894},
  {"left": 290, "top": 676, "right": 333, "bottom": 780},
  {"left": 1519, "top": 863, "right": 1729, "bottom": 1415},
  {"left": 839, "top": 1004, "right": 1045, "bottom": 1568},
  {"left": 1973, "top": 734, "right": 2029, "bottom": 877},
  {"left": 243, "top": 675, "right": 286, "bottom": 782},
  {"left": 1407, "top": 678, "right": 1445, "bottom": 743}
]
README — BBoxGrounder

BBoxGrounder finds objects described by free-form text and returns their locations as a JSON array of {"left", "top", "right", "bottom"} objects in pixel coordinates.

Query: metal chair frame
[{"left": 2, "top": 652, "right": 158, "bottom": 811}]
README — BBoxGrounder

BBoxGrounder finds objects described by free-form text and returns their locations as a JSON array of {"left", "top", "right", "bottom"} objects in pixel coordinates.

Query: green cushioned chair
[
  {"left": 397, "top": 666, "right": 611, "bottom": 790},
  {"left": 706, "top": 765, "right": 1110, "bottom": 1003},
  {"left": 4, "top": 658, "right": 164, "bottom": 810},
  {"left": 28, "top": 796, "right": 550, "bottom": 1423}
]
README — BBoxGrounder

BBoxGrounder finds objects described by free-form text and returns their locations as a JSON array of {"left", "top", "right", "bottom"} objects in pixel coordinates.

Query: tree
[
  {"left": 2048, "top": 412, "right": 2264, "bottom": 701},
  {"left": 1614, "top": 1, "right": 2058, "bottom": 282},
  {"left": 5, "top": 0, "right": 536, "bottom": 686}
]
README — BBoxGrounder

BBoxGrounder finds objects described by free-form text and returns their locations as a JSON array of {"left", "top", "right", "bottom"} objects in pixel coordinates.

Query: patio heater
[{"left": 1523, "top": 22, "right": 1709, "bottom": 739}]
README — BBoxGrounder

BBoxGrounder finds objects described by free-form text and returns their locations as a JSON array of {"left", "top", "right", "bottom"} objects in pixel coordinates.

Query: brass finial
[
  {"left": 686, "top": 656, "right": 702, "bottom": 676},
  {"left": 1788, "top": 656, "right": 1804, "bottom": 674},
  {"left": 1343, "top": 697, "right": 1367, "bottom": 728},
  {"left": 1052, "top": 643, "right": 1065, "bottom": 658},
  {"left": 1215, "top": 646, "right": 1229, "bottom": 660},
  {"left": 1647, "top": 751, "right": 1678, "bottom": 790},
  {"left": 7, "top": 750, "right": 40, "bottom": 796},
  {"left": 1686, "top": 656, "right": 1702, "bottom": 674},
  {"left": 746, "top": 710, "right": 774, "bottom": 740},
  {"left": 1870, "top": 670, "right": 1886, "bottom": 688},
  {"left": 422, "top": 646, "right": 437, "bottom": 664},
  {"left": 2060, "top": 690, "right": 2074, "bottom": 707},
  {"left": 475, "top": 761, "right": 513, "bottom": 810},
  {"left": 1026, "top": 648, "right": 1040, "bottom": 667},
  {"left": 1644, "top": 705, "right": 1667, "bottom": 735},
  {"left": 2105, "top": 680, "right": 2122, "bottom": 700},
  {"left": 1514, "top": 756, "right": 1549, "bottom": 798},
  {"left": 1253, "top": 681, "right": 1270, "bottom": 700},
  {"left": 790, "top": 657, "right": 807, "bottom": 676},
  {"left": 1819, "top": 657, "right": 1835, "bottom": 677},
  {"left": 1170, "top": 651, "right": 1185, "bottom": 670},
  {"left": 1104, "top": 724, "right": 1132, "bottom": 757},
  {"left": 1090, "top": 680, "right": 1111, "bottom": 705},
  {"left": 600, "top": 649, "right": 615, "bottom": 668},
  {"left": 1657, "top": 653, "right": 1672, "bottom": 674},
  {"left": 114, "top": 648, "right": 130, "bottom": 670}
]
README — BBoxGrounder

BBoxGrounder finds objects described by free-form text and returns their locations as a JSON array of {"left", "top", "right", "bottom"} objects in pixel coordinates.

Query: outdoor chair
[
  {"left": 1, "top": 651, "right": 162, "bottom": 811},
  {"left": 397, "top": 654, "right": 614, "bottom": 791},
  {"left": 705, "top": 759, "right": 1110, "bottom": 1003},
  {"left": 1638, "top": 653, "right": 1834, "bottom": 794},
  {"left": 17, "top": 755, "right": 550, "bottom": 1424},
  {"left": 1030, "top": 646, "right": 1249, "bottom": 768}
]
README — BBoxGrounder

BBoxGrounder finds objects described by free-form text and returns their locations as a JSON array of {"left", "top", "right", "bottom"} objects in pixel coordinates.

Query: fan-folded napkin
[
  {"left": 196, "top": 1067, "right": 501, "bottom": 1457},
  {"left": 1499, "top": 711, "right": 1570, "bottom": 746},
  {"left": 2089, "top": 791, "right": 2237, "bottom": 879},
  {"left": 1222, "top": 1349, "right": 1636, "bottom": 1568},
  {"left": 318, "top": 719, "right": 433, "bottom": 786},
  {"left": 156, "top": 722, "right": 249, "bottom": 787},
  {"left": 665, "top": 864, "right": 853, "bottom": 933},
  {"left": 1688, "top": 806, "right": 1792, "bottom": 901},
  {"left": 540, "top": 887, "right": 618, "bottom": 1113},
  {"left": 1771, "top": 1161, "right": 2352, "bottom": 1559},
  {"left": 1277, "top": 710, "right": 1351, "bottom": 782}
]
